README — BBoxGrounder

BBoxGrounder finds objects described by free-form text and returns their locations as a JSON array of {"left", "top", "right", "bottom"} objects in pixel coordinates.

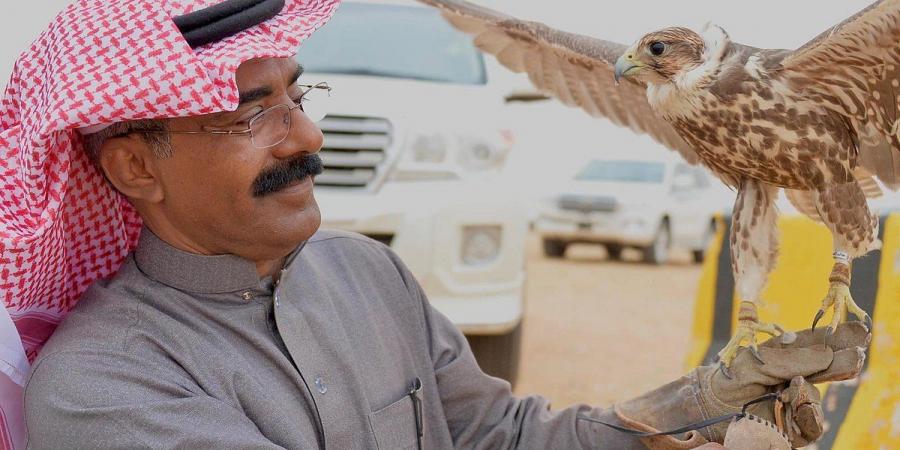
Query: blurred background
[{"left": 4, "top": 1, "right": 899, "bottom": 447}]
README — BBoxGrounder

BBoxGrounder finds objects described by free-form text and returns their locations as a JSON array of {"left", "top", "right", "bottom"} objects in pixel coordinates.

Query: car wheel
[
  {"left": 605, "top": 244, "right": 623, "bottom": 260},
  {"left": 466, "top": 321, "right": 523, "bottom": 387},
  {"left": 692, "top": 221, "right": 718, "bottom": 263},
  {"left": 542, "top": 238, "right": 568, "bottom": 258},
  {"left": 642, "top": 221, "right": 670, "bottom": 265},
  {"left": 691, "top": 249, "right": 705, "bottom": 264}
]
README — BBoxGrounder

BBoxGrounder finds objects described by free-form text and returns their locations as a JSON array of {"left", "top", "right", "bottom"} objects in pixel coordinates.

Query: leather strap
[{"left": 578, "top": 393, "right": 779, "bottom": 438}]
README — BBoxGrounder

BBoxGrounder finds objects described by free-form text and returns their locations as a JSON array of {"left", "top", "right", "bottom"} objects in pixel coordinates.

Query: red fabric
[
  {"left": 0, "top": 1, "right": 340, "bottom": 447},
  {"left": 0, "top": 373, "right": 24, "bottom": 450}
]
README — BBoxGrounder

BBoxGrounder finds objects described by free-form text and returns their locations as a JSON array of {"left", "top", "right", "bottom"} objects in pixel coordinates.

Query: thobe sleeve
[
  {"left": 388, "top": 251, "right": 645, "bottom": 450},
  {"left": 24, "top": 350, "right": 284, "bottom": 450}
]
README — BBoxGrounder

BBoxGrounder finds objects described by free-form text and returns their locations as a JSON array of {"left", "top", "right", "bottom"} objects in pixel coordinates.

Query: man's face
[{"left": 147, "top": 57, "right": 324, "bottom": 262}]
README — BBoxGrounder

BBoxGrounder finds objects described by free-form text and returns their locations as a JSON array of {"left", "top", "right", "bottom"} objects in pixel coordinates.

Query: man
[{"left": 2, "top": 0, "right": 869, "bottom": 448}]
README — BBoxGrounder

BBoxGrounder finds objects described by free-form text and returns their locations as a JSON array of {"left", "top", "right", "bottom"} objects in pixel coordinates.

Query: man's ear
[{"left": 98, "top": 136, "right": 165, "bottom": 203}]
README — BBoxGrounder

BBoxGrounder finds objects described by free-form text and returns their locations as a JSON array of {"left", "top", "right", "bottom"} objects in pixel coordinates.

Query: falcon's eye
[{"left": 649, "top": 42, "right": 666, "bottom": 56}]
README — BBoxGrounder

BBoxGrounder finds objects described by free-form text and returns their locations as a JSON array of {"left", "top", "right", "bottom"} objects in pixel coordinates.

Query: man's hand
[
  {"left": 703, "top": 322, "right": 869, "bottom": 441},
  {"left": 613, "top": 322, "right": 870, "bottom": 449}
]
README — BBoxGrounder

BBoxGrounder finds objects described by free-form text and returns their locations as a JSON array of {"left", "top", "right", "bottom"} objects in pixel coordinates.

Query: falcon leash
[{"left": 575, "top": 392, "right": 780, "bottom": 438}]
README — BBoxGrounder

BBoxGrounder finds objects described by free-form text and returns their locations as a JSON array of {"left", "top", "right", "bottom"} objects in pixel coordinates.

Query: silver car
[{"left": 533, "top": 155, "right": 730, "bottom": 264}]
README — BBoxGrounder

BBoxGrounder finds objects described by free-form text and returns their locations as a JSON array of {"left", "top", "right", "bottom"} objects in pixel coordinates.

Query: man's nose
[{"left": 271, "top": 104, "right": 323, "bottom": 159}]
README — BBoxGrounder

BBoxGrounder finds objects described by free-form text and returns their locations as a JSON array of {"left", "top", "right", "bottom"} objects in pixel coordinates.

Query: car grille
[
  {"left": 558, "top": 195, "right": 617, "bottom": 213},
  {"left": 315, "top": 115, "right": 392, "bottom": 189}
]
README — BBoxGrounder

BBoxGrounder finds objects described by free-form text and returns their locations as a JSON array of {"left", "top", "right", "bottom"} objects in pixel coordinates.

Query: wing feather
[
  {"left": 495, "top": 43, "right": 526, "bottom": 72},
  {"left": 419, "top": 0, "right": 699, "bottom": 163},
  {"left": 785, "top": 189, "right": 826, "bottom": 223},
  {"left": 522, "top": 48, "right": 544, "bottom": 89},
  {"left": 778, "top": 0, "right": 900, "bottom": 189},
  {"left": 785, "top": 169, "right": 882, "bottom": 223},
  {"left": 857, "top": 174, "right": 885, "bottom": 197},
  {"left": 572, "top": 63, "right": 602, "bottom": 117},
  {"left": 441, "top": 11, "right": 487, "bottom": 34},
  {"left": 474, "top": 29, "right": 513, "bottom": 55}
]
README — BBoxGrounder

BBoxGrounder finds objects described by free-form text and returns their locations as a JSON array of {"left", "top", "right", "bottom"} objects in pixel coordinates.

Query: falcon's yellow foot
[
  {"left": 812, "top": 282, "right": 872, "bottom": 336},
  {"left": 715, "top": 302, "right": 785, "bottom": 379}
]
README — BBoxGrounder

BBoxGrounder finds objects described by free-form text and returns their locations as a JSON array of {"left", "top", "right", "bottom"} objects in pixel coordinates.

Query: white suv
[
  {"left": 296, "top": 0, "right": 528, "bottom": 383},
  {"left": 534, "top": 151, "right": 730, "bottom": 264}
]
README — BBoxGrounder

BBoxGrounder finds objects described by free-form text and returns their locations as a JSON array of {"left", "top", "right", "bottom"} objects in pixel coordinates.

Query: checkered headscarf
[{"left": 0, "top": 1, "right": 339, "bottom": 446}]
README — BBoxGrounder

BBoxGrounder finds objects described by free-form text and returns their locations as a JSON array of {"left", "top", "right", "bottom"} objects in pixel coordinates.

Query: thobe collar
[{"left": 133, "top": 227, "right": 302, "bottom": 294}]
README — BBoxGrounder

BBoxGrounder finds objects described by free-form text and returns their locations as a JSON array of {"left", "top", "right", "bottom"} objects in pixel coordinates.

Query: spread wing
[
  {"left": 778, "top": 0, "right": 900, "bottom": 189},
  {"left": 417, "top": 0, "right": 699, "bottom": 163}
]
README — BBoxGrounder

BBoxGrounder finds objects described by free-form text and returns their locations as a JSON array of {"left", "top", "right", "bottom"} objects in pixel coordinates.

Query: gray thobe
[{"left": 24, "top": 228, "right": 642, "bottom": 449}]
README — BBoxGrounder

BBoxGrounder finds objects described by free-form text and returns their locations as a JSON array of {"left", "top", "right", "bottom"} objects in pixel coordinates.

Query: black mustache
[{"left": 252, "top": 154, "right": 324, "bottom": 197}]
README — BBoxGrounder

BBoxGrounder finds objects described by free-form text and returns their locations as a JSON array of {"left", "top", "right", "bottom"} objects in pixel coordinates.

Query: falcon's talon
[
  {"left": 717, "top": 362, "right": 734, "bottom": 380},
  {"left": 812, "top": 309, "right": 826, "bottom": 331},
  {"left": 863, "top": 314, "right": 873, "bottom": 332},
  {"left": 823, "top": 326, "right": 837, "bottom": 347},
  {"left": 749, "top": 345, "right": 765, "bottom": 365},
  {"left": 817, "top": 282, "right": 872, "bottom": 339},
  {"left": 716, "top": 310, "right": 783, "bottom": 372}
]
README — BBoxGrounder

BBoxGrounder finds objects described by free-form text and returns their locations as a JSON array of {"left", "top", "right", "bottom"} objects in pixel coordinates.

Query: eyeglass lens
[
  {"left": 300, "top": 85, "right": 331, "bottom": 123},
  {"left": 247, "top": 84, "right": 331, "bottom": 148},
  {"left": 250, "top": 104, "right": 293, "bottom": 148}
]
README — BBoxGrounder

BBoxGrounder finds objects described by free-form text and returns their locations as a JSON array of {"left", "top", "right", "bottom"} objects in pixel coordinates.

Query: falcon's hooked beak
[{"left": 614, "top": 52, "right": 644, "bottom": 84}]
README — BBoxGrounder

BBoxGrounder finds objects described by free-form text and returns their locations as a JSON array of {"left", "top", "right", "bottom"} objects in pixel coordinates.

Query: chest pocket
[{"left": 369, "top": 377, "right": 424, "bottom": 450}]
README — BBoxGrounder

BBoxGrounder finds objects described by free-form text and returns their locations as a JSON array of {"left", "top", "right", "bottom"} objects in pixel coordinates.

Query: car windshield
[
  {"left": 296, "top": 2, "right": 486, "bottom": 84},
  {"left": 575, "top": 160, "right": 666, "bottom": 183}
]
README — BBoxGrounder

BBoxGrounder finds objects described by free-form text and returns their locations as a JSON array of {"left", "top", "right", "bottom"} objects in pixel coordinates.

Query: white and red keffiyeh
[{"left": 0, "top": 0, "right": 339, "bottom": 446}]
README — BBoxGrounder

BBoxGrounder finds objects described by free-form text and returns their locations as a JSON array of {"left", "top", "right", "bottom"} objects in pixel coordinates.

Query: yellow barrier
[{"left": 687, "top": 212, "right": 900, "bottom": 449}]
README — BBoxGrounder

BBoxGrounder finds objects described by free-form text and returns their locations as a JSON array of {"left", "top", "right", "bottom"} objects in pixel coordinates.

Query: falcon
[{"left": 418, "top": 0, "right": 900, "bottom": 373}]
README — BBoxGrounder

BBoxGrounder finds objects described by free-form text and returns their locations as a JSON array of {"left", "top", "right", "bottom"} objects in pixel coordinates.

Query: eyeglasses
[{"left": 126, "top": 82, "right": 332, "bottom": 149}]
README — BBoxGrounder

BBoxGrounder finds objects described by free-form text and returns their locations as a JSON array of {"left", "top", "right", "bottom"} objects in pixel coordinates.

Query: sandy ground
[{"left": 512, "top": 233, "right": 704, "bottom": 409}]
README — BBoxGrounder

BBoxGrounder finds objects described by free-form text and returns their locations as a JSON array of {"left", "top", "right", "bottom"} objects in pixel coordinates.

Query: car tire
[
  {"left": 642, "top": 221, "right": 671, "bottom": 265},
  {"left": 605, "top": 244, "right": 623, "bottom": 261},
  {"left": 542, "top": 238, "right": 568, "bottom": 258},
  {"left": 691, "top": 249, "right": 705, "bottom": 264},
  {"left": 466, "top": 321, "right": 523, "bottom": 387},
  {"left": 692, "top": 221, "right": 718, "bottom": 264}
]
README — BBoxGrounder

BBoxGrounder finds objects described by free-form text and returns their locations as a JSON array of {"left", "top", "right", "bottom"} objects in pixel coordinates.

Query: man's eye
[
  {"left": 233, "top": 115, "right": 256, "bottom": 126},
  {"left": 234, "top": 107, "right": 264, "bottom": 125}
]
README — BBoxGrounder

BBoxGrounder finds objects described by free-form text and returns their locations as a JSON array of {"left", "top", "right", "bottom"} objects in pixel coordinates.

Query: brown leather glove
[
  {"left": 612, "top": 322, "right": 870, "bottom": 449},
  {"left": 721, "top": 376, "right": 819, "bottom": 450}
]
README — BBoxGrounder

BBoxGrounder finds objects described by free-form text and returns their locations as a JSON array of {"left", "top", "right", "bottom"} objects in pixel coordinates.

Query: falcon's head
[{"left": 614, "top": 25, "right": 729, "bottom": 87}]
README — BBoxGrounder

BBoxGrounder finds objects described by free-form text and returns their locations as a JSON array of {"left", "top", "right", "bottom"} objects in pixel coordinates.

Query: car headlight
[
  {"left": 392, "top": 130, "right": 513, "bottom": 182},
  {"left": 457, "top": 136, "right": 507, "bottom": 171},
  {"left": 461, "top": 225, "right": 502, "bottom": 266},
  {"left": 391, "top": 131, "right": 458, "bottom": 181}
]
